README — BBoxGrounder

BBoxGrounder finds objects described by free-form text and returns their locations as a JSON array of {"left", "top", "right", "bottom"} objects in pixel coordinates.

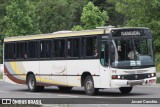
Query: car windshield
[{"left": 110, "top": 39, "right": 154, "bottom": 68}]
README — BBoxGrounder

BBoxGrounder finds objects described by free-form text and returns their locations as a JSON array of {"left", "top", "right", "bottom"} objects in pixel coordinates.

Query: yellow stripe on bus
[
  {"left": 10, "top": 62, "right": 26, "bottom": 79},
  {"left": 4, "top": 30, "right": 107, "bottom": 42}
]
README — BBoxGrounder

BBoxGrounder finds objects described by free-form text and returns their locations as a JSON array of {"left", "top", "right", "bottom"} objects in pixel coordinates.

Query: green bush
[
  {"left": 155, "top": 53, "right": 160, "bottom": 72},
  {"left": 0, "top": 72, "right": 2, "bottom": 79},
  {"left": 157, "top": 77, "right": 160, "bottom": 84}
]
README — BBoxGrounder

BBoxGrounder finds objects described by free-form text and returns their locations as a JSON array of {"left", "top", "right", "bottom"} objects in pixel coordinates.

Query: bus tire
[
  {"left": 27, "top": 74, "right": 44, "bottom": 92},
  {"left": 119, "top": 87, "right": 133, "bottom": 94},
  {"left": 84, "top": 75, "right": 98, "bottom": 95},
  {"left": 58, "top": 86, "right": 73, "bottom": 92}
]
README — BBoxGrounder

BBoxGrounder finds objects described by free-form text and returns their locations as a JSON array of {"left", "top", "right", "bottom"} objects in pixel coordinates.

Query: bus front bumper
[{"left": 111, "top": 77, "right": 156, "bottom": 88}]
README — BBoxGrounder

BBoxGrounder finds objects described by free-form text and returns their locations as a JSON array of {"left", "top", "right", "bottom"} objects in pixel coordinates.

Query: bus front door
[{"left": 99, "top": 41, "right": 111, "bottom": 88}]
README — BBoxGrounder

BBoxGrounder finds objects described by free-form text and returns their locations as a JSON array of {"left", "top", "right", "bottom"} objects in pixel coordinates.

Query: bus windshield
[{"left": 110, "top": 38, "right": 154, "bottom": 68}]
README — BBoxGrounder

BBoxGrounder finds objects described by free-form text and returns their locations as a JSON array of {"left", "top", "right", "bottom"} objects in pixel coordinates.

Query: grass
[
  {"left": 0, "top": 72, "right": 3, "bottom": 79},
  {"left": 157, "top": 77, "right": 160, "bottom": 84},
  {"left": 155, "top": 53, "right": 160, "bottom": 72}
]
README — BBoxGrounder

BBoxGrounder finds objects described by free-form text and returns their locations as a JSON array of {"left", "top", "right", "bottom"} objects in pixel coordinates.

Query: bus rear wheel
[
  {"left": 27, "top": 74, "right": 44, "bottom": 92},
  {"left": 84, "top": 75, "right": 99, "bottom": 95},
  {"left": 119, "top": 87, "right": 132, "bottom": 94}
]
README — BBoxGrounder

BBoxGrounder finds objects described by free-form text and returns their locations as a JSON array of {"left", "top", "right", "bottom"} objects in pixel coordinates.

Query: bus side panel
[
  {"left": 4, "top": 61, "right": 26, "bottom": 84},
  {"left": 22, "top": 61, "right": 40, "bottom": 83},
  {"left": 4, "top": 61, "right": 40, "bottom": 84},
  {"left": 4, "top": 62, "right": 15, "bottom": 84},
  {"left": 67, "top": 59, "right": 101, "bottom": 88},
  {"left": 39, "top": 60, "right": 68, "bottom": 86}
]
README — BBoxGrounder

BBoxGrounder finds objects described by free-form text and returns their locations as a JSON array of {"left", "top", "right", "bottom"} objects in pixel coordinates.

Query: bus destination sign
[
  {"left": 121, "top": 30, "right": 141, "bottom": 36},
  {"left": 111, "top": 29, "right": 146, "bottom": 37}
]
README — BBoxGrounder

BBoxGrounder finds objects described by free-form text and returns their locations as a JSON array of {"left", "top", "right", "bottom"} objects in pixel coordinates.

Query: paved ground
[{"left": 0, "top": 81, "right": 160, "bottom": 107}]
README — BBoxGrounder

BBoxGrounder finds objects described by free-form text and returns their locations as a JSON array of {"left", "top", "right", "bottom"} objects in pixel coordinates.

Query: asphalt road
[{"left": 0, "top": 80, "right": 160, "bottom": 107}]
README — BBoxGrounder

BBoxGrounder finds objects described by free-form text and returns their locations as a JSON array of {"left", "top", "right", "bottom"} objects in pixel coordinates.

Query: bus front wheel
[
  {"left": 84, "top": 75, "right": 99, "bottom": 95},
  {"left": 27, "top": 74, "right": 44, "bottom": 92},
  {"left": 119, "top": 87, "right": 133, "bottom": 94}
]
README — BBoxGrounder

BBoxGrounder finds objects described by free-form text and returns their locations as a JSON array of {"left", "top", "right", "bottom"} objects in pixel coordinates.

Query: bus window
[
  {"left": 40, "top": 41, "right": 45, "bottom": 58},
  {"left": 67, "top": 38, "right": 80, "bottom": 57},
  {"left": 16, "top": 42, "right": 27, "bottom": 59},
  {"left": 28, "top": 41, "right": 39, "bottom": 59},
  {"left": 81, "top": 37, "right": 86, "bottom": 57},
  {"left": 40, "top": 40, "right": 52, "bottom": 58},
  {"left": 81, "top": 36, "right": 98, "bottom": 58},
  {"left": 5, "top": 43, "right": 16, "bottom": 60},
  {"left": 53, "top": 39, "right": 65, "bottom": 58},
  {"left": 100, "top": 42, "right": 109, "bottom": 66},
  {"left": 86, "top": 37, "right": 94, "bottom": 56}
]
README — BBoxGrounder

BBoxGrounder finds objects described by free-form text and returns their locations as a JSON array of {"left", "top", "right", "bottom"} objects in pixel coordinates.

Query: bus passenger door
[{"left": 99, "top": 41, "right": 111, "bottom": 88}]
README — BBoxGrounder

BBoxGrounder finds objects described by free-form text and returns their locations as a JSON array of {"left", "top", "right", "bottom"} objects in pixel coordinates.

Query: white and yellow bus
[{"left": 3, "top": 27, "right": 156, "bottom": 95}]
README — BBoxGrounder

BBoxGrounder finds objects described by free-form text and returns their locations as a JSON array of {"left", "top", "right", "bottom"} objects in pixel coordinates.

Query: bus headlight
[
  {"left": 118, "top": 75, "right": 121, "bottom": 79},
  {"left": 148, "top": 73, "right": 156, "bottom": 78},
  {"left": 151, "top": 73, "right": 154, "bottom": 77}
]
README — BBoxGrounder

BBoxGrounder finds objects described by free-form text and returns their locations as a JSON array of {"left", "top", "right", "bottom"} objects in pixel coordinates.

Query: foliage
[
  {"left": 72, "top": 1, "right": 109, "bottom": 30},
  {"left": 4, "top": 0, "right": 40, "bottom": 37},
  {"left": 157, "top": 77, "right": 160, "bottom": 84},
  {"left": 36, "top": 0, "right": 69, "bottom": 33},
  {"left": 0, "top": 0, "right": 10, "bottom": 35},
  {"left": 0, "top": 34, "right": 4, "bottom": 63},
  {"left": 67, "top": 0, "right": 88, "bottom": 27},
  {"left": 36, "top": 0, "right": 88, "bottom": 33},
  {"left": 155, "top": 53, "right": 160, "bottom": 72},
  {"left": 72, "top": 25, "right": 83, "bottom": 31},
  {"left": 81, "top": 2, "right": 109, "bottom": 29},
  {"left": 0, "top": 72, "right": 2, "bottom": 79},
  {"left": 90, "top": 0, "right": 124, "bottom": 26}
]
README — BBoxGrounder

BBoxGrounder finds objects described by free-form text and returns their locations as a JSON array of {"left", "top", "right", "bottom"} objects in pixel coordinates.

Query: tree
[
  {"left": 81, "top": 1, "right": 109, "bottom": 29},
  {"left": 67, "top": 0, "right": 88, "bottom": 27},
  {"left": 4, "top": 0, "right": 40, "bottom": 37},
  {"left": 0, "top": 0, "right": 11, "bottom": 63},
  {"left": 0, "top": 34, "right": 4, "bottom": 63},
  {"left": 111, "top": 0, "right": 160, "bottom": 51},
  {"left": 36, "top": 0, "right": 71, "bottom": 33},
  {"left": 0, "top": 0, "right": 11, "bottom": 35},
  {"left": 73, "top": 2, "right": 109, "bottom": 30},
  {"left": 86, "top": 0, "right": 124, "bottom": 26}
]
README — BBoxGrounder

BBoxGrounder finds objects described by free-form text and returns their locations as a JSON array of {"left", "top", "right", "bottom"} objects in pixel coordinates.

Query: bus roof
[{"left": 4, "top": 27, "right": 149, "bottom": 42}]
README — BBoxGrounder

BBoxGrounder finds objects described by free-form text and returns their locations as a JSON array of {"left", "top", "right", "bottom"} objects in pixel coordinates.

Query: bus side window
[
  {"left": 16, "top": 42, "right": 27, "bottom": 59},
  {"left": 100, "top": 43, "right": 109, "bottom": 66},
  {"left": 81, "top": 37, "right": 86, "bottom": 57},
  {"left": 54, "top": 39, "right": 65, "bottom": 58},
  {"left": 5, "top": 43, "right": 16, "bottom": 60},
  {"left": 86, "top": 37, "right": 94, "bottom": 56},
  {"left": 40, "top": 41, "right": 45, "bottom": 58},
  {"left": 67, "top": 38, "right": 80, "bottom": 57},
  {"left": 28, "top": 41, "right": 39, "bottom": 59},
  {"left": 40, "top": 40, "right": 51, "bottom": 58},
  {"left": 81, "top": 36, "right": 98, "bottom": 58},
  {"left": 46, "top": 40, "right": 52, "bottom": 58}
]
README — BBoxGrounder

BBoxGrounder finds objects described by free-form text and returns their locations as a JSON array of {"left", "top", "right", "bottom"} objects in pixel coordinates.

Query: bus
[{"left": 3, "top": 27, "right": 156, "bottom": 95}]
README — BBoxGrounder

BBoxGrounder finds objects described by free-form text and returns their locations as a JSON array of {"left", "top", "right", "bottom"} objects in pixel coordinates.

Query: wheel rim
[
  {"left": 29, "top": 78, "right": 35, "bottom": 90},
  {"left": 86, "top": 80, "right": 93, "bottom": 92}
]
